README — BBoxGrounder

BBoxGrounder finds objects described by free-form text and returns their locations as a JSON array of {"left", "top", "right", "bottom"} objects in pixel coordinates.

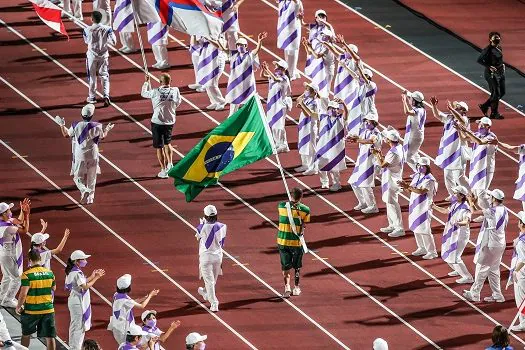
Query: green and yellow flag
[{"left": 168, "top": 96, "right": 275, "bottom": 202}]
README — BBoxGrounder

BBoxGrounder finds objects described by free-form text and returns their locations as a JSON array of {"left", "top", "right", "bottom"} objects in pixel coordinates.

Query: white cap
[
  {"left": 315, "top": 9, "right": 327, "bottom": 17},
  {"left": 303, "top": 82, "right": 319, "bottom": 94},
  {"left": 417, "top": 157, "right": 431, "bottom": 166},
  {"left": 327, "top": 100, "right": 340, "bottom": 109},
  {"left": 363, "top": 68, "right": 373, "bottom": 78},
  {"left": 0, "top": 202, "right": 14, "bottom": 214},
  {"left": 117, "top": 274, "right": 132, "bottom": 289},
  {"left": 452, "top": 185, "right": 469, "bottom": 196},
  {"left": 70, "top": 250, "right": 91, "bottom": 261},
  {"left": 518, "top": 211, "right": 525, "bottom": 224},
  {"left": 373, "top": 338, "right": 389, "bottom": 350},
  {"left": 476, "top": 116, "right": 492, "bottom": 127},
  {"left": 204, "top": 205, "right": 217, "bottom": 216},
  {"left": 208, "top": 0, "right": 222, "bottom": 8},
  {"left": 127, "top": 323, "right": 147, "bottom": 336},
  {"left": 31, "top": 233, "right": 50, "bottom": 244},
  {"left": 457, "top": 101, "right": 469, "bottom": 112},
  {"left": 141, "top": 310, "right": 156, "bottom": 321},
  {"left": 236, "top": 37, "right": 248, "bottom": 46},
  {"left": 273, "top": 60, "right": 288, "bottom": 70},
  {"left": 81, "top": 104, "right": 95, "bottom": 118},
  {"left": 487, "top": 188, "right": 505, "bottom": 201},
  {"left": 363, "top": 113, "right": 378, "bottom": 122},
  {"left": 383, "top": 129, "right": 400, "bottom": 142},
  {"left": 348, "top": 44, "right": 358, "bottom": 54},
  {"left": 186, "top": 332, "right": 207, "bottom": 345},
  {"left": 409, "top": 91, "right": 424, "bottom": 102}
]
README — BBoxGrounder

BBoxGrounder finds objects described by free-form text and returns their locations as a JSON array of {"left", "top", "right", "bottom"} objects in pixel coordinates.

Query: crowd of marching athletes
[{"left": 1, "top": 0, "right": 524, "bottom": 348}]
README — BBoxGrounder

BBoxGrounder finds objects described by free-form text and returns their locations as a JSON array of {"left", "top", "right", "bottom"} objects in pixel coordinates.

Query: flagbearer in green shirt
[{"left": 277, "top": 187, "right": 310, "bottom": 298}]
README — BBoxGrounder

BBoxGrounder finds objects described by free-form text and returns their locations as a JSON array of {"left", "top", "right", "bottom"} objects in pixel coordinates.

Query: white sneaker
[
  {"left": 157, "top": 169, "right": 169, "bottom": 178},
  {"left": 206, "top": 103, "right": 218, "bottom": 109},
  {"left": 411, "top": 248, "right": 427, "bottom": 256},
  {"left": 276, "top": 146, "right": 290, "bottom": 153},
  {"left": 361, "top": 206, "right": 379, "bottom": 214},
  {"left": 448, "top": 270, "right": 460, "bottom": 277},
  {"left": 483, "top": 296, "right": 505, "bottom": 303},
  {"left": 152, "top": 62, "right": 160, "bottom": 69},
  {"left": 463, "top": 290, "right": 480, "bottom": 302},
  {"left": 388, "top": 229, "right": 405, "bottom": 238},
  {"left": 295, "top": 165, "right": 308, "bottom": 173},
  {"left": 1, "top": 299, "right": 17, "bottom": 308},
  {"left": 282, "top": 285, "right": 292, "bottom": 298},
  {"left": 329, "top": 183, "right": 342, "bottom": 192},
  {"left": 166, "top": 163, "right": 173, "bottom": 170},
  {"left": 210, "top": 304, "right": 219, "bottom": 312},
  {"left": 156, "top": 63, "right": 170, "bottom": 70},
  {"left": 472, "top": 215, "right": 484, "bottom": 223},
  {"left": 197, "top": 287, "right": 208, "bottom": 301},
  {"left": 196, "top": 87, "right": 206, "bottom": 93},
  {"left": 86, "top": 97, "right": 97, "bottom": 103},
  {"left": 422, "top": 252, "right": 438, "bottom": 259},
  {"left": 120, "top": 47, "right": 134, "bottom": 54},
  {"left": 292, "top": 73, "right": 301, "bottom": 81},
  {"left": 455, "top": 277, "right": 474, "bottom": 284},
  {"left": 215, "top": 104, "right": 225, "bottom": 111},
  {"left": 511, "top": 324, "right": 525, "bottom": 332},
  {"left": 85, "top": 196, "right": 94, "bottom": 205},
  {"left": 321, "top": 183, "right": 329, "bottom": 189},
  {"left": 380, "top": 226, "right": 395, "bottom": 233},
  {"left": 302, "top": 168, "right": 318, "bottom": 176},
  {"left": 292, "top": 286, "right": 301, "bottom": 296},
  {"left": 353, "top": 203, "right": 366, "bottom": 210},
  {"left": 188, "top": 83, "right": 201, "bottom": 90}
]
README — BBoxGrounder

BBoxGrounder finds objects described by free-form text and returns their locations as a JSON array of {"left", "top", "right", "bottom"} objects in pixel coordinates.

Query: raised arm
[
  {"left": 81, "top": 269, "right": 105, "bottom": 291},
  {"left": 252, "top": 32, "right": 267, "bottom": 57},
  {"left": 50, "top": 228, "right": 70, "bottom": 255},
  {"left": 135, "top": 289, "right": 160, "bottom": 309},
  {"left": 429, "top": 96, "right": 443, "bottom": 122},
  {"left": 498, "top": 141, "right": 520, "bottom": 153},
  {"left": 401, "top": 91, "right": 415, "bottom": 116},
  {"left": 159, "top": 320, "right": 182, "bottom": 343},
  {"left": 141, "top": 76, "right": 155, "bottom": 99},
  {"left": 208, "top": 38, "right": 228, "bottom": 52},
  {"left": 431, "top": 203, "right": 448, "bottom": 214}
]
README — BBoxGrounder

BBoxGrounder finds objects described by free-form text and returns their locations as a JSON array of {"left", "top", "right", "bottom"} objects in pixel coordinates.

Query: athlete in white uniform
[
  {"left": 147, "top": 22, "right": 170, "bottom": 70},
  {"left": 189, "top": 35, "right": 206, "bottom": 92},
  {"left": 83, "top": 10, "right": 117, "bottom": 106},
  {"left": 141, "top": 73, "right": 181, "bottom": 178},
  {"left": 112, "top": 0, "right": 136, "bottom": 53},
  {"left": 198, "top": 36, "right": 228, "bottom": 110},
  {"left": 296, "top": 82, "right": 320, "bottom": 174},
  {"left": 58, "top": 104, "right": 114, "bottom": 204},
  {"left": 196, "top": 205, "right": 227, "bottom": 313},
  {"left": 221, "top": 0, "right": 246, "bottom": 55},
  {"left": 65, "top": 250, "right": 105, "bottom": 350},
  {"left": 29, "top": 220, "right": 70, "bottom": 269},
  {"left": 277, "top": 0, "right": 304, "bottom": 80},
  {"left": 139, "top": 311, "right": 180, "bottom": 350},
  {"left": 430, "top": 97, "right": 470, "bottom": 200},
  {"left": 464, "top": 189, "right": 508, "bottom": 303},
  {"left": 509, "top": 211, "right": 525, "bottom": 332},
  {"left": 0, "top": 200, "right": 30, "bottom": 308},
  {"left": 373, "top": 129, "right": 405, "bottom": 237},
  {"left": 401, "top": 91, "right": 426, "bottom": 172}
]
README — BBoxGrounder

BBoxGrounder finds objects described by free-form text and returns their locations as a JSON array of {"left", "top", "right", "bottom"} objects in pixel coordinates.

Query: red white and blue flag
[
  {"left": 154, "top": 0, "right": 223, "bottom": 38},
  {"left": 29, "top": 0, "right": 69, "bottom": 39}
]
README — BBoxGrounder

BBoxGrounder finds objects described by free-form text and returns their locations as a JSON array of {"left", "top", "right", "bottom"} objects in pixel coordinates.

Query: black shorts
[
  {"left": 21, "top": 312, "right": 56, "bottom": 338},
  {"left": 151, "top": 122, "right": 173, "bottom": 149},
  {"left": 278, "top": 245, "right": 303, "bottom": 271}
]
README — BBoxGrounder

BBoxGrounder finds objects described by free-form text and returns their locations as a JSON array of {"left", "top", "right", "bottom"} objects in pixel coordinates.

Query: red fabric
[{"left": 31, "top": 0, "right": 68, "bottom": 38}]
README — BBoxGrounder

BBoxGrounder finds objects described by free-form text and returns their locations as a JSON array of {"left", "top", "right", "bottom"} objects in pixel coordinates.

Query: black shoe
[
  {"left": 103, "top": 96, "right": 111, "bottom": 107},
  {"left": 490, "top": 113, "right": 504, "bottom": 120},
  {"left": 478, "top": 104, "right": 489, "bottom": 117}
]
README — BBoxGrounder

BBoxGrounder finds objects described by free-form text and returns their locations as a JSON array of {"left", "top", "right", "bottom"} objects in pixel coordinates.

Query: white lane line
[{"left": 0, "top": 77, "right": 350, "bottom": 350}]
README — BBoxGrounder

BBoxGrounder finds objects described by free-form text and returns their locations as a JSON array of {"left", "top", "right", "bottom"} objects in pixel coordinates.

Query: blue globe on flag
[{"left": 204, "top": 142, "right": 235, "bottom": 173}]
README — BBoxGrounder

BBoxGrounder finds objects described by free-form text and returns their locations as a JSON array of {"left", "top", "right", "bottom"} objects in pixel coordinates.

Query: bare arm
[
  {"left": 252, "top": 32, "right": 267, "bottom": 57},
  {"left": 498, "top": 141, "right": 520, "bottom": 153},
  {"left": 16, "top": 286, "right": 29, "bottom": 313},
  {"left": 50, "top": 228, "right": 70, "bottom": 255},
  {"left": 208, "top": 38, "right": 228, "bottom": 52},
  {"left": 401, "top": 92, "right": 415, "bottom": 116},
  {"left": 81, "top": 269, "right": 105, "bottom": 291},
  {"left": 159, "top": 320, "right": 182, "bottom": 343},
  {"left": 135, "top": 289, "right": 160, "bottom": 309},
  {"left": 431, "top": 204, "right": 448, "bottom": 214},
  {"left": 60, "top": 125, "right": 70, "bottom": 138}
]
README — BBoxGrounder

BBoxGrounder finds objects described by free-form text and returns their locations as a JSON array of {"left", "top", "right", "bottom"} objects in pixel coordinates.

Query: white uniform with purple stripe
[
  {"left": 197, "top": 221, "right": 227, "bottom": 309},
  {"left": 267, "top": 75, "right": 292, "bottom": 151},
  {"left": 66, "top": 267, "right": 91, "bottom": 350},
  {"left": 305, "top": 24, "right": 334, "bottom": 98},
  {"left": 0, "top": 219, "right": 22, "bottom": 305},
  {"left": 440, "top": 200, "right": 472, "bottom": 279},
  {"left": 108, "top": 292, "right": 140, "bottom": 344},
  {"left": 139, "top": 324, "right": 163, "bottom": 350},
  {"left": 334, "top": 55, "right": 360, "bottom": 135},
  {"left": 190, "top": 36, "right": 205, "bottom": 87},
  {"left": 297, "top": 96, "right": 319, "bottom": 170},
  {"left": 468, "top": 131, "right": 497, "bottom": 208},
  {"left": 469, "top": 204, "right": 508, "bottom": 299},
  {"left": 221, "top": 0, "right": 240, "bottom": 52},
  {"left": 403, "top": 106, "right": 426, "bottom": 171},
  {"left": 509, "top": 233, "right": 525, "bottom": 326},
  {"left": 112, "top": 0, "right": 135, "bottom": 50},
  {"left": 316, "top": 113, "right": 346, "bottom": 186},
  {"left": 226, "top": 51, "right": 259, "bottom": 109},
  {"left": 435, "top": 112, "right": 470, "bottom": 196},
  {"left": 382, "top": 144, "right": 404, "bottom": 231},
  {"left": 198, "top": 38, "right": 227, "bottom": 106},
  {"left": 361, "top": 82, "right": 378, "bottom": 119},
  {"left": 277, "top": 0, "right": 303, "bottom": 78},
  {"left": 408, "top": 172, "right": 438, "bottom": 254},
  {"left": 147, "top": 22, "right": 169, "bottom": 67},
  {"left": 513, "top": 145, "right": 525, "bottom": 210}
]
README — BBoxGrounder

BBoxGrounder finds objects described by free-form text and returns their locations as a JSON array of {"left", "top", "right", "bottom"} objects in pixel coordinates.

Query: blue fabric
[{"left": 485, "top": 346, "right": 513, "bottom": 350}]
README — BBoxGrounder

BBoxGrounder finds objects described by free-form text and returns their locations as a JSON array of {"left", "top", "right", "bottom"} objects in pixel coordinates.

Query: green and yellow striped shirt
[
  {"left": 21, "top": 265, "right": 55, "bottom": 315},
  {"left": 277, "top": 201, "right": 310, "bottom": 247}
]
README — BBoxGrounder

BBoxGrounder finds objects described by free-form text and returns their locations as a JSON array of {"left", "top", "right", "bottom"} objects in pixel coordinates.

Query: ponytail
[{"left": 65, "top": 258, "right": 75, "bottom": 275}]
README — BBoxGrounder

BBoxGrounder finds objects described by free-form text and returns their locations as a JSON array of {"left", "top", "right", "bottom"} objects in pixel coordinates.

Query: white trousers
[
  {"left": 68, "top": 297, "right": 85, "bottom": 350},
  {"left": 191, "top": 52, "right": 200, "bottom": 85},
  {"left": 205, "top": 75, "right": 225, "bottom": 106},
  {"left": 112, "top": 330, "right": 125, "bottom": 346},
  {"left": 386, "top": 202, "right": 403, "bottom": 230},
  {"left": 119, "top": 32, "right": 135, "bottom": 50},
  {"left": 472, "top": 172, "right": 495, "bottom": 208},
  {"left": 470, "top": 259, "right": 503, "bottom": 299},
  {"left": 199, "top": 254, "right": 222, "bottom": 307},
  {"left": 351, "top": 184, "right": 376, "bottom": 208},
  {"left": 447, "top": 234, "right": 472, "bottom": 279},
  {"left": 86, "top": 55, "right": 109, "bottom": 99},
  {"left": 73, "top": 159, "right": 98, "bottom": 202},
  {"left": 63, "top": 0, "right": 82, "bottom": 19},
  {"left": 405, "top": 138, "right": 423, "bottom": 172},
  {"left": 0, "top": 255, "right": 20, "bottom": 303},
  {"left": 284, "top": 49, "right": 299, "bottom": 78},
  {"left": 272, "top": 128, "right": 288, "bottom": 151},
  {"left": 320, "top": 170, "right": 340, "bottom": 187},
  {"left": 444, "top": 168, "right": 470, "bottom": 196},
  {"left": 300, "top": 155, "right": 316, "bottom": 170},
  {"left": 152, "top": 45, "right": 169, "bottom": 66},
  {"left": 413, "top": 231, "right": 437, "bottom": 254},
  {"left": 225, "top": 31, "right": 238, "bottom": 54},
  {"left": 0, "top": 314, "right": 27, "bottom": 349},
  {"left": 514, "top": 277, "right": 525, "bottom": 325},
  {"left": 92, "top": 0, "right": 111, "bottom": 25}
]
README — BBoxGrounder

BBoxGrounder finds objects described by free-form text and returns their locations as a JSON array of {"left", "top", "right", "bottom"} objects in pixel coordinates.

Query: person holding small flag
[
  {"left": 277, "top": 187, "right": 310, "bottom": 298},
  {"left": 196, "top": 205, "right": 227, "bottom": 313},
  {"left": 508, "top": 211, "right": 525, "bottom": 332}
]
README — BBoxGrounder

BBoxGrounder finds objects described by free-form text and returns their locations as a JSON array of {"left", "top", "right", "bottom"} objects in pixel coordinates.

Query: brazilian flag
[{"left": 168, "top": 96, "right": 275, "bottom": 202}]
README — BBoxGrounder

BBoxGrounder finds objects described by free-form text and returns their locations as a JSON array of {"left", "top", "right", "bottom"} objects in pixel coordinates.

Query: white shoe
[
  {"left": 455, "top": 277, "right": 474, "bottom": 284},
  {"left": 276, "top": 146, "right": 290, "bottom": 153},
  {"left": 1, "top": 299, "right": 17, "bottom": 308},
  {"left": 483, "top": 296, "right": 505, "bottom": 303},
  {"left": 156, "top": 63, "right": 170, "bottom": 70},
  {"left": 422, "top": 252, "right": 438, "bottom": 259},
  {"left": 448, "top": 270, "right": 460, "bottom": 277},
  {"left": 215, "top": 104, "right": 225, "bottom": 111},
  {"left": 463, "top": 290, "right": 480, "bottom": 302},
  {"left": 511, "top": 324, "right": 525, "bottom": 332},
  {"left": 152, "top": 62, "right": 160, "bottom": 69},
  {"left": 380, "top": 226, "right": 395, "bottom": 233},
  {"left": 188, "top": 83, "right": 201, "bottom": 90},
  {"left": 361, "top": 206, "right": 379, "bottom": 214},
  {"left": 207, "top": 103, "right": 218, "bottom": 109},
  {"left": 411, "top": 248, "right": 427, "bottom": 256},
  {"left": 86, "top": 97, "right": 97, "bottom": 103},
  {"left": 196, "top": 87, "right": 206, "bottom": 93},
  {"left": 294, "top": 165, "right": 308, "bottom": 173},
  {"left": 157, "top": 169, "right": 169, "bottom": 178},
  {"left": 472, "top": 215, "right": 484, "bottom": 223},
  {"left": 210, "top": 304, "right": 219, "bottom": 312},
  {"left": 119, "top": 47, "right": 134, "bottom": 54},
  {"left": 353, "top": 203, "right": 366, "bottom": 210},
  {"left": 292, "top": 73, "right": 301, "bottom": 80},
  {"left": 302, "top": 168, "right": 318, "bottom": 176},
  {"left": 282, "top": 285, "right": 292, "bottom": 298},
  {"left": 388, "top": 229, "right": 405, "bottom": 238},
  {"left": 329, "top": 183, "right": 342, "bottom": 192},
  {"left": 292, "top": 286, "right": 301, "bottom": 296},
  {"left": 321, "top": 183, "right": 329, "bottom": 189},
  {"left": 86, "top": 197, "right": 94, "bottom": 205},
  {"left": 197, "top": 287, "right": 207, "bottom": 301}
]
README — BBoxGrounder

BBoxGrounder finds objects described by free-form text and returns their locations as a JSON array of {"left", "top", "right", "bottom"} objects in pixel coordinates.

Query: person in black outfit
[{"left": 478, "top": 32, "right": 505, "bottom": 120}]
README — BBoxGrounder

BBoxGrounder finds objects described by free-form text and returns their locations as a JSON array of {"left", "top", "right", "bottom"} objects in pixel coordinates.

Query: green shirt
[
  {"left": 277, "top": 201, "right": 310, "bottom": 247},
  {"left": 21, "top": 265, "right": 55, "bottom": 315}
]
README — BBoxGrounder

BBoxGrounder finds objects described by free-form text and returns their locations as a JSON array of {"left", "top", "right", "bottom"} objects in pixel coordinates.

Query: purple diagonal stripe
[
  {"left": 441, "top": 242, "right": 458, "bottom": 260},
  {"left": 198, "top": 66, "right": 221, "bottom": 86},
  {"left": 230, "top": 85, "right": 255, "bottom": 105},
  {"left": 205, "top": 223, "right": 224, "bottom": 249},
  {"left": 410, "top": 211, "right": 428, "bottom": 231},
  {"left": 365, "top": 87, "right": 377, "bottom": 97},
  {"left": 113, "top": 0, "right": 131, "bottom": 17},
  {"left": 334, "top": 75, "right": 353, "bottom": 95},
  {"left": 409, "top": 193, "right": 428, "bottom": 213},
  {"left": 441, "top": 226, "right": 455, "bottom": 244},
  {"left": 279, "top": 30, "right": 298, "bottom": 50},
  {"left": 353, "top": 164, "right": 375, "bottom": 186},
  {"left": 83, "top": 305, "right": 92, "bottom": 323},
  {"left": 77, "top": 122, "right": 99, "bottom": 145},
  {"left": 438, "top": 149, "right": 461, "bottom": 169},
  {"left": 227, "top": 65, "right": 253, "bottom": 94},
  {"left": 316, "top": 129, "right": 344, "bottom": 158},
  {"left": 197, "top": 49, "right": 219, "bottom": 71},
  {"left": 222, "top": 12, "right": 238, "bottom": 32},
  {"left": 277, "top": 11, "right": 296, "bottom": 36},
  {"left": 496, "top": 209, "right": 508, "bottom": 230},
  {"left": 470, "top": 148, "right": 488, "bottom": 171},
  {"left": 297, "top": 134, "right": 311, "bottom": 150},
  {"left": 269, "top": 109, "right": 285, "bottom": 128},
  {"left": 469, "top": 168, "right": 487, "bottom": 188},
  {"left": 440, "top": 130, "right": 459, "bottom": 149},
  {"left": 116, "top": 13, "right": 134, "bottom": 32},
  {"left": 149, "top": 26, "right": 168, "bottom": 45},
  {"left": 320, "top": 149, "right": 345, "bottom": 171},
  {"left": 297, "top": 117, "right": 310, "bottom": 129}
]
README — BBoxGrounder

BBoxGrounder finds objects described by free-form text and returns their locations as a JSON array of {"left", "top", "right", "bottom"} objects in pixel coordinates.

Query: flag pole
[{"left": 129, "top": 2, "right": 149, "bottom": 75}]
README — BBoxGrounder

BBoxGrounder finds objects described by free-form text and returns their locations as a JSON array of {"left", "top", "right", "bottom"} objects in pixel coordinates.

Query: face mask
[
  {"left": 304, "top": 90, "right": 310, "bottom": 97},
  {"left": 199, "top": 344, "right": 206, "bottom": 350},
  {"left": 78, "top": 260, "right": 88, "bottom": 268},
  {"left": 329, "top": 109, "right": 337, "bottom": 117},
  {"left": 450, "top": 195, "right": 457, "bottom": 202},
  {"left": 275, "top": 70, "right": 283, "bottom": 76},
  {"left": 7, "top": 212, "right": 12, "bottom": 219},
  {"left": 366, "top": 123, "right": 374, "bottom": 130},
  {"left": 418, "top": 166, "right": 426, "bottom": 174},
  {"left": 237, "top": 46, "right": 246, "bottom": 54},
  {"left": 479, "top": 127, "right": 488, "bottom": 135},
  {"left": 146, "top": 319, "right": 157, "bottom": 328}
]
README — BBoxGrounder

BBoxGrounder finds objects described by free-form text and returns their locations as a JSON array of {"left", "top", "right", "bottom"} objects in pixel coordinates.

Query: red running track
[{"left": 1, "top": 0, "right": 525, "bottom": 348}]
